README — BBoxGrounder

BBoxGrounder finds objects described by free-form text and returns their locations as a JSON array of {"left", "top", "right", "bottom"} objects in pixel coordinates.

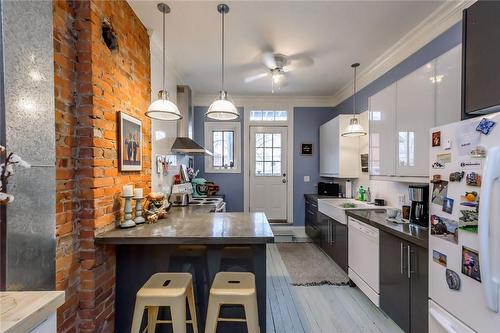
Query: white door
[{"left": 249, "top": 126, "right": 288, "bottom": 221}]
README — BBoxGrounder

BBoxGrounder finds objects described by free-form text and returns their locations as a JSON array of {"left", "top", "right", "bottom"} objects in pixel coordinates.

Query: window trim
[{"left": 204, "top": 121, "right": 241, "bottom": 173}]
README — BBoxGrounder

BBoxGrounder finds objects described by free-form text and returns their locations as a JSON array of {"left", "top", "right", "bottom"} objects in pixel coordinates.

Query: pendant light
[
  {"left": 341, "top": 63, "right": 367, "bottom": 137},
  {"left": 206, "top": 4, "right": 239, "bottom": 120},
  {"left": 146, "top": 3, "right": 182, "bottom": 121}
]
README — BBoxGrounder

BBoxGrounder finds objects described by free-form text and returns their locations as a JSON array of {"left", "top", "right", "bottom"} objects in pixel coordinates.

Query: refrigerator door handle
[
  {"left": 429, "top": 308, "right": 458, "bottom": 333},
  {"left": 479, "top": 146, "right": 500, "bottom": 313}
]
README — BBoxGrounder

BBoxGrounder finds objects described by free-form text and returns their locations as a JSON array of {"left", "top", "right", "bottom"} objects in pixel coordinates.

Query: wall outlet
[{"left": 304, "top": 176, "right": 310, "bottom": 182}]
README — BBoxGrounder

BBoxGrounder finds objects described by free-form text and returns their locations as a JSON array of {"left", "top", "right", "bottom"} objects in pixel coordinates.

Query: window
[
  {"left": 250, "top": 110, "right": 288, "bottom": 122},
  {"left": 212, "top": 130, "right": 234, "bottom": 168},
  {"left": 255, "top": 132, "right": 282, "bottom": 176},
  {"left": 204, "top": 122, "right": 241, "bottom": 173}
]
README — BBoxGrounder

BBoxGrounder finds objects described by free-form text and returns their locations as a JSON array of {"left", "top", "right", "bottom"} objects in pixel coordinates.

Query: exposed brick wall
[{"left": 53, "top": 0, "right": 151, "bottom": 331}]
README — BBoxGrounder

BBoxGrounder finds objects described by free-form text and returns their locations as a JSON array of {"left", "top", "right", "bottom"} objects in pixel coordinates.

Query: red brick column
[{"left": 53, "top": 1, "right": 151, "bottom": 331}]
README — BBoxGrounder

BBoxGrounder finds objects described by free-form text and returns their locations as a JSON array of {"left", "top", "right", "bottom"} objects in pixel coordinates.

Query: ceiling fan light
[
  {"left": 146, "top": 90, "right": 183, "bottom": 121},
  {"left": 206, "top": 91, "right": 239, "bottom": 120},
  {"left": 341, "top": 117, "right": 367, "bottom": 137}
]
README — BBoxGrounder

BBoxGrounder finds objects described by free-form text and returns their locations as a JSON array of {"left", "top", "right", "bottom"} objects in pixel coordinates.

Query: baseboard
[{"left": 271, "top": 225, "right": 311, "bottom": 243}]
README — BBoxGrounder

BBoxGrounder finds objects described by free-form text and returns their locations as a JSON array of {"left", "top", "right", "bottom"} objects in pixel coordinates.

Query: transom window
[
  {"left": 250, "top": 110, "right": 288, "bottom": 122},
  {"left": 255, "top": 133, "right": 282, "bottom": 176},
  {"left": 212, "top": 130, "right": 234, "bottom": 168}
]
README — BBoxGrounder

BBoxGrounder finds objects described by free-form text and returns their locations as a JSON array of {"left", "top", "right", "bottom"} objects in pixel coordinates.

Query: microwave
[{"left": 318, "top": 182, "right": 340, "bottom": 197}]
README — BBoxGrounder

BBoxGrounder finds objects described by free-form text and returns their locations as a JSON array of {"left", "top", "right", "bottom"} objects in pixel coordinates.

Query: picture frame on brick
[{"left": 119, "top": 112, "right": 142, "bottom": 171}]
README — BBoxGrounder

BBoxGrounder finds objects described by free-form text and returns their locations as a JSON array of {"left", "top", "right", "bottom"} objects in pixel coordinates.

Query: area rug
[{"left": 276, "top": 243, "right": 349, "bottom": 286}]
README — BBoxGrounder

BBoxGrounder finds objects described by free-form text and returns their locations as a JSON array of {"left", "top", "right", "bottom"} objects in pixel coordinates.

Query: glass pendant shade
[
  {"left": 341, "top": 117, "right": 367, "bottom": 137},
  {"left": 341, "top": 62, "right": 367, "bottom": 137},
  {"left": 146, "top": 90, "right": 182, "bottom": 120},
  {"left": 206, "top": 90, "right": 239, "bottom": 120}
]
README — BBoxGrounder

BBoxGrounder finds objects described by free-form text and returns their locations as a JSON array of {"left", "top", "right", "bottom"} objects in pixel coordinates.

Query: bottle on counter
[
  {"left": 358, "top": 186, "right": 366, "bottom": 201},
  {"left": 366, "top": 187, "right": 371, "bottom": 203}
]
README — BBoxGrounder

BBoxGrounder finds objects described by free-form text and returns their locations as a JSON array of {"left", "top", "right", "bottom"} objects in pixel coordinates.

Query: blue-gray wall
[
  {"left": 334, "top": 22, "right": 462, "bottom": 115},
  {"left": 293, "top": 107, "right": 338, "bottom": 225},
  {"left": 193, "top": 106, "right": 244, "bottom": 212}
]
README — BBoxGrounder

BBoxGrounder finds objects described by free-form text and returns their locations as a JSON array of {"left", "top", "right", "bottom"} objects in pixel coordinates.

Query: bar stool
[
  {"left": 204, "top": 272, "right": 259, "bottom": 333},
  {"left": 131, "top": 272, "right": 198, "bottom": 333}
]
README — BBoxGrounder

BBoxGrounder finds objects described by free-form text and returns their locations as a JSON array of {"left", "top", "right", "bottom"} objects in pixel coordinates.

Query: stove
[{"left": 189, "top": 197, "right": 226, "bottom": 212}]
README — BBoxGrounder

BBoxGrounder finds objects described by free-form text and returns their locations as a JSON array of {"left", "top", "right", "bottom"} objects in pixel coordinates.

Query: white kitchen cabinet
[
  {"left": 396, "top": 62, "right": 435, "bottom": 177},
  {"left": 368, "top": 84, "right": 397, "bottom": 176},
  {"left": 320, "top": 114, "right": 360, "bottom": 178},
  {"left": 435, "top": 45, "right": 462, "bottom": 126}
]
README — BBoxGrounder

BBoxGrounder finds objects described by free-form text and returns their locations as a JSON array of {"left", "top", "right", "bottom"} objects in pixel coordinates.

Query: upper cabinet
[
  {"left": 369, "top": 84, "right": 396, "bottom": 176},
  {"left": 462, "top": 1, "right": 500, "bottom": 117},
  {"left": 396, "top": 62, "right": 435, "bottom": 177},
  {"left": 368, "top": 45, "right": 461, "bottom": 178},
  {"left": 320, "top": 114, "right": 360, "bottom": 178}
]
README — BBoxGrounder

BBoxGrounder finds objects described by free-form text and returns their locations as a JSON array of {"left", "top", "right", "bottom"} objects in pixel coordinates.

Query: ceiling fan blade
[
  {"left": 244, "top": 72, "right": 269, "bottom": 83},
  {"left": 262, "top": 52, "right": 277, "bottom": 69},
  {"left": 282, "top": 65, "right": 293, "bottom": 73}
]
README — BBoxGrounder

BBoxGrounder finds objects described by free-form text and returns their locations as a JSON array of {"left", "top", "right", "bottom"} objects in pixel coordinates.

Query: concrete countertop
[
  {"left": 0, "top": 291, "right": 65, "bottom": 333},
  {"left": 95, "top": 206, "right": 275, "bottom": 245},
  {"left": 346, "top": 209, "right": 429, "bottom": 248}
]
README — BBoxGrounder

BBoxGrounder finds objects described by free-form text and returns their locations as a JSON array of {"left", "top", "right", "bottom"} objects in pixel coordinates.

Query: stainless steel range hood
[{"left": 172, "top": 86, "right": 212, "bottom": 156}]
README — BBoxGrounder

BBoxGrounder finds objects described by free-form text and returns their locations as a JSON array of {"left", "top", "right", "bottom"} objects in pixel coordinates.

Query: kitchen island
[{"left": 95, "top": 207, "right": 274, "bottom": 333}]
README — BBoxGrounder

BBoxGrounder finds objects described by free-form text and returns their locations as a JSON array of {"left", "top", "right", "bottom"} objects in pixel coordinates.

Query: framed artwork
[
  {"left": 301, "top": 143, "right": 313, "bottom": 155},
  {"left": 119, "top": 112, "right": 142, "bottom": 171}
]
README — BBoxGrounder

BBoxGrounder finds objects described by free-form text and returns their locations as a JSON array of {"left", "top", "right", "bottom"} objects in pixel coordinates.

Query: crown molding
[
  {"left": 192, "top": 93, "right": 336, "bottom": 108},
  {"left": 330, "top": 0, "right": 476, "bottom": 107}
]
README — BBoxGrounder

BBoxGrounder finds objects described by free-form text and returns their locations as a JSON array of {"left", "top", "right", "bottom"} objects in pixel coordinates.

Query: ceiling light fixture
[
  {"left": 271, "top": 69, "right": 285, "bottom": 93},
  {"left": 206, "top": 4, "right": 239, "bottom": 120},
  {"left": 146, "top": 3, "right": 182, "bottom": 121},
  {"left": 341, "top": 63, "right": 367, "bottom": 137}
]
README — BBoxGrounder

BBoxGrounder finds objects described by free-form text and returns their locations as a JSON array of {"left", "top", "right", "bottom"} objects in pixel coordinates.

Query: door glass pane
[
  {"left": 255, "top": 133, "right": 264, "bottom": 148},
  {"left": 273, "top": 148, "right": 281, "bottom": 162},
  {"left": 273, "top": 133, "right": 281, "bottom": 147},
  {"left": 256, "top": 148, "right": 264, "bottom": 161},
  {"left": 264, "top": 162, "right": 273, "bottom": 174},
  {"left": 255, "top": 162, "right": 264, "bottom": 175},
  {"left": 264, "top": 148, "right": 273, "bottom": 161},
  {"left": 272, "top": 162, "right": 281, "bottom": 175},
  {"left": 264, "top": 133, "right": 273, "bottom": 147}
]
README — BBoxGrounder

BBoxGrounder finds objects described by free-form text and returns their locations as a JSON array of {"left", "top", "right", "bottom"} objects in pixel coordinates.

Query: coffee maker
[{"left": 408, "top": 185, "right": 429, "bottom": 227}]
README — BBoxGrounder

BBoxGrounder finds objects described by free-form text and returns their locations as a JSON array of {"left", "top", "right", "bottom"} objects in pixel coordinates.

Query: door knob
[{"left": 282, "top": 178, "right": 287, "bottom": 183}]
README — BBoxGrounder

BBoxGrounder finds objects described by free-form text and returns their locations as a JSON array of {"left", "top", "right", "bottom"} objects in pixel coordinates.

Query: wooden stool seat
[
  {"left": 204, "top": 272, "right": 259, "bottom": 333},
  {"left": 131, "top": 273, "right": 198, "bottom": 333}
]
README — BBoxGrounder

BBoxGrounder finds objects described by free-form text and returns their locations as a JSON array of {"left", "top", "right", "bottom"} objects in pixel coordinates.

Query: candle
[
  {"left": 134, "top": 188, "right": 143, "bottom": 198},
  {"left": 123, "top": 185, "right": 133, "bottom": 197}
]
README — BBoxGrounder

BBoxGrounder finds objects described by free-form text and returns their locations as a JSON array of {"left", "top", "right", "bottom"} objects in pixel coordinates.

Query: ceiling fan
[{"left": 244, "top": 52, "right": 309, "bottom": 93}]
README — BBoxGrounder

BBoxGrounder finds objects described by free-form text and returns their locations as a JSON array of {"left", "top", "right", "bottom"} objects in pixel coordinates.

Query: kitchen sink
[{"left": 318, "top": 199, "right": 384, "bottom": 224}]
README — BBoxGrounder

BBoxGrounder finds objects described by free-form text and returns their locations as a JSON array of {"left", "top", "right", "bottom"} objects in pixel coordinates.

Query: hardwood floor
[{"left": 266, "top": 244, "right": 403, "bottom": 333}]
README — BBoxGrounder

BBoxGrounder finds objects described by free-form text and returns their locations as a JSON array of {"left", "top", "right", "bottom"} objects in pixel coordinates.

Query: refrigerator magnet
[
  {"left": 444, "top": 139, "right": 452, "bottom": 150},
  {"left": 442, "top": 197, "right": 454, "bottom": 214},
  {"left": 470, "top": 145, "right": 487, "bottom": 158},
  {"left": 449, "top": 171, "right": 464, "bottom": 182},
  {"left": 431, "top": 181, "right": 449, "bottom": 206},
  {"left": 437, "top": 153, "right": 452, "bottom": 164},
  {"left": 457, "top": 122, "right": 481, "bottom": 156},
  {"left": 446, "top": 269, "right": 461, "bottom": 290},
  {"left": 462, "top": 246, "right": 481, "bottom": 282},
  {"left": 460, "top": 191, "right": 479, "bottom": 208},
  {"left": 432, "top": 131, "right": 441, "bottom": 147},
  {"left": 476, "top": 117, "right": 496, "bottom": 135},
  {"left": 466, "top": 172, "right": 482, "bottom": 186},
  {"left": 433, "top": 250, "right": 447, "bottom": 267},
  {"left": 459, "top": 210, "right": 478, "bottom": 233},
  {"left": 430, "top": 214, "right": 458, "bottom": 244}
]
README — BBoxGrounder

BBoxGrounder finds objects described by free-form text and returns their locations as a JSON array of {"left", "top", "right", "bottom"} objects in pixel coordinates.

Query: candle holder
[
  {"left": 120, "top": 195, "right": 136, "bottom": 228},
  {"left": 134, "top": 197, "right": 145, "bottom": 224}
]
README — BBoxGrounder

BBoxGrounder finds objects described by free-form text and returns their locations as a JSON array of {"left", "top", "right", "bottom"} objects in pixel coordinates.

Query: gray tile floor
[{"left": 266, "top": 244, "right": 403, "bottom": 333}]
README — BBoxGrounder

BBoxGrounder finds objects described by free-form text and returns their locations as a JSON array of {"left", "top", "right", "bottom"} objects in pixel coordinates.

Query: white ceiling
[{"left": 128, "top": 1, "right": 443, "bottom": 97}]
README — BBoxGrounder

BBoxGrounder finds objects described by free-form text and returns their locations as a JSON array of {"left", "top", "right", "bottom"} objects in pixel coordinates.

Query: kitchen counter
[
  {"left": 97, "top": 206, "right": 272, "bottom": 333},
  {"left": 0, "top": 291, "right": 65, "bottom": 333},
  {"left": 346, "top": 209, "right": 428, "bottom": 248},
  {"left": 304, "top": 194, "right": 340, "bottom": 202},
  {"left": 95, "top": 207, "right": 274, "bottom": 245}
]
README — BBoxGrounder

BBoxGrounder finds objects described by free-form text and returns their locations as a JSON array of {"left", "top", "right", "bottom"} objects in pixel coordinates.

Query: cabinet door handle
[
  {"left": 407, "top": 245, "right": 411, "bottom": 279},
  {"left": 400, "top": 242, "right": 404, "bottom": 275}
]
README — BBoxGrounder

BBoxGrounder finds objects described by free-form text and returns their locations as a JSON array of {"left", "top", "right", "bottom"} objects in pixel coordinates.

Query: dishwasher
[{"left": 348, "top": 217, "right": 380, "bottom": 306}]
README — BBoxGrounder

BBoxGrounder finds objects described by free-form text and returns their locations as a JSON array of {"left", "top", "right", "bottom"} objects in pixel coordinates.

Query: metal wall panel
[{"left": 2, "top": 0, "right": 55, "bottom": 290}]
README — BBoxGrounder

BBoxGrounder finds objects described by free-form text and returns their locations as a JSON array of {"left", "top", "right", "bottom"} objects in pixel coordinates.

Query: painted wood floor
[{"left": 266, "top": 244, "right": 403, "bottom": 333}]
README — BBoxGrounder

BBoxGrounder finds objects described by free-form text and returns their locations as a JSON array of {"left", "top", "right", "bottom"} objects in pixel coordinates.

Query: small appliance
[
  {"left": 318, "top": 182, "right": 340, "bottom": 197},
  {"left": 171, "top": 193, "right": 189, "bottom": 207},
  {"left": 408, "top": 185, "right": 429, "bottom": 227},
  {"left": 191, "top": 178, "right": 208, "bottom": 197}
]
